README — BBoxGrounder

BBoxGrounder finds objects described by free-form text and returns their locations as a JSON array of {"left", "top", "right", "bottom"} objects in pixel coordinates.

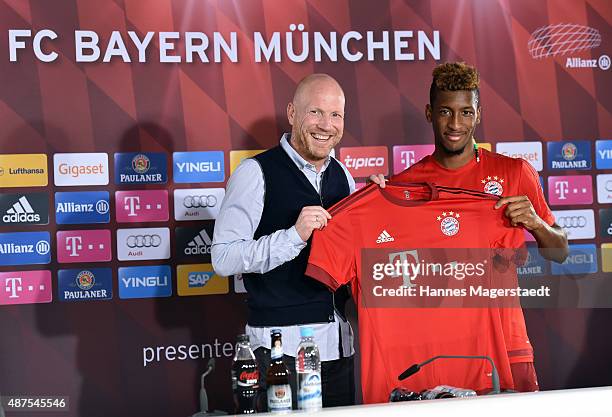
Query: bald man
[{"left": 212, "top": 74, "right": 356, "bottom": 409}]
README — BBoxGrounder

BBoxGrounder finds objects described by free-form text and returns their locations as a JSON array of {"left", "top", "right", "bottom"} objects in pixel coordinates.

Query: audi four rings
[
  {"left": 183, "top": 195, "right": 217, "bottom": 208},
  {"left": 126, "top": 234, "right": 162, "bottom": 248},
  {"left": 557, "top": 216, "right": 587, "bottom": 228}
]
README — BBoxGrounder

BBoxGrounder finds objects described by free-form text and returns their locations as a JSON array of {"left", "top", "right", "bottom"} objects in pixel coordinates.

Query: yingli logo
[{"left": 339, "top": 146, "right": 389, "bottom": 178}]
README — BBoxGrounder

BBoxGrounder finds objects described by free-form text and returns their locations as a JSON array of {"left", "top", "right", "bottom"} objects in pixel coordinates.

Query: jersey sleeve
[
  {"left": 305, "top": 211, "right": 357, "bottom": 291},
  {"left": 517, "top": 160, "right": 555, "bottom": 226}
]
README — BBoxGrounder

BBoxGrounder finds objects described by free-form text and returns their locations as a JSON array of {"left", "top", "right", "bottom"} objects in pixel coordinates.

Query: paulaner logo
[
  {"left": 114, "top": 152, "right": 168, "bottom": 185},
  {"left": 58, "top": 268, "right": 113, "bottom": 302}
]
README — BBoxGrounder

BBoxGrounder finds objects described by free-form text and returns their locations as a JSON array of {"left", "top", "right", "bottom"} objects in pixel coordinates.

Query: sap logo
[
  {"left": 188, "top": 271, "right": 213, "bottom": 288},
  {"left": 173, "top": 151, "right": 225, "bottom": 183},
  {"left": 177, "top": 263, "right": 229, "bottom": 296},
  {"left": 344, "top": 156, "right": 384, "bottom": 169}
]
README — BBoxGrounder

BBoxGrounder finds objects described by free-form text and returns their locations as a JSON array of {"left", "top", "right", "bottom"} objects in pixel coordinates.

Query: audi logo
[
  {"left": 126, "top": 234, "right": 162, "bottom": 248},
  {"left": 183, "top": 195, "right": 217, "bottom": 208},
  {"left": 606, "top": 180, "right": 612, "bottom": 192},
  {"left": 557, "top": 216, "right": 587, "bottom": 228}
]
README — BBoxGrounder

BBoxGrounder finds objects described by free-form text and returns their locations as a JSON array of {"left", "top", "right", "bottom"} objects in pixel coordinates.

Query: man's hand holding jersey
[{"left": 496, "top": 195, "right": 569, "bottom": 263}]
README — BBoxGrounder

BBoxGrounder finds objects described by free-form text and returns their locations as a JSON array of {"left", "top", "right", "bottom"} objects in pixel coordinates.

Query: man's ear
[
  {"left": 287, "top": 102, "right": 295, "bottom": 126},
  {"left": 425, "top": 104, "right": 433, "bottom": 123},
  {"left": 476, "top": 106, "right": 481, "bottom": 125}
]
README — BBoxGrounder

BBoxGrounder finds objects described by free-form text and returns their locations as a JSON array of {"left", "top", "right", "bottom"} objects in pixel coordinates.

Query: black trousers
[{"left": 254, "top": 347, "right": 355, "bottom": 410}]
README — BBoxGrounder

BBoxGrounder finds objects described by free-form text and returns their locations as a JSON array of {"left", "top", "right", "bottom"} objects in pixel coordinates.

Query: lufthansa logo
[
  {"left": 183, "top": 195, "right": 217, "bottom": 208},
  {"left": 558, "top": 216, "right": 587, "bottom": 228},
  {"left": 126, "top": 234, "right": 162, "bottom": 248}
]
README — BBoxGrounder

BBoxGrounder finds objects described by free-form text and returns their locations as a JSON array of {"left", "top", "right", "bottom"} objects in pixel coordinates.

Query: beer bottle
[{"left": 266, "top": 329, "right": 292, "bottom": 413}]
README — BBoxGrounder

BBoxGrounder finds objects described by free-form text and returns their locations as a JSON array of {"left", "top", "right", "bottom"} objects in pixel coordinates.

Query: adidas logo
[
  {"left": 376, "top": 230, "right": 395, "bottom": 244},
  {"left": 2, "top": 196, "right": 40, "bottom": 223},
  {"left": 184, "top": 229, "right": 212, "bottom": 255}
]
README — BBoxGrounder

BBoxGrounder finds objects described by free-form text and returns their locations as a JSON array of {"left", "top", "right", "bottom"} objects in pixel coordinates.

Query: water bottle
[{"left": 296, "top": 327, "right": 322, "bottom": 411}]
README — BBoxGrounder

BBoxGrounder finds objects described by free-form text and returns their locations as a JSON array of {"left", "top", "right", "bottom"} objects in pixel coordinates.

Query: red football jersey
[
  {"left": 393, "top": 149, "right": 553, "bottom": 365},
  {"left": 306, "top": 183, "right": 525, "bottom": 404}
]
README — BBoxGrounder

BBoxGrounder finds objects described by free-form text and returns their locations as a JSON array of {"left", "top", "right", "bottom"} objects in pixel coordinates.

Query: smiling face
[
  {"left": 426, "top": 89, "right": 481, "bottom": 164},
  {"left": 287, "top": 76, "right": 345, "bottom": 169}
]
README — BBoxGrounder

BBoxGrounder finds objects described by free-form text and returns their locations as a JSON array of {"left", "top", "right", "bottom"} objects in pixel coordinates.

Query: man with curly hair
[{"left": 393, "top": 62, "right": 569, "bottom": 391}]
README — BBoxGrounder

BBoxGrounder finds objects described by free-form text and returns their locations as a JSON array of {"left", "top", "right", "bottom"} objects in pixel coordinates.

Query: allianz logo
[
  {"left": 0, "top": 240, "right": 50, "bottom": 255},
  {"left": 56, "top": 200, "right": 109, "bottom": 214},
  {"left": 184, "top": 229, "right": 212, "bottom": 255},
  {"left": 122, "top": 275, "right": 168, "bottom": 288},
  {"left": 175, "top": 162, "right": 222, "bottom": 172},
  {"left": 3, "top": 196, "right": 40, "bottom": 223}
]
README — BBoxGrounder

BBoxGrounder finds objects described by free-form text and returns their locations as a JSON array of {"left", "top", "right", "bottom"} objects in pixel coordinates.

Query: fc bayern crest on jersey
[
  {"left": 481, "top": 176, "right": 504, "bottom": 196},
  {"left": 437, "top": 211, "right": 460, "bottom": 236}
]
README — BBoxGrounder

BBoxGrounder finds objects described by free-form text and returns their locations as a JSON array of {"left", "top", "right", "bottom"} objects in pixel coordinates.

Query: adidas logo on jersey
[
  {"left": 376, "top": 230, "right": 395, "bottom": 244},
  {"left": 184, "top": 228, "right": 212, "bottom": 255},
  {"left": 2, "top": 196, "right": 41, "bottom": 223}
]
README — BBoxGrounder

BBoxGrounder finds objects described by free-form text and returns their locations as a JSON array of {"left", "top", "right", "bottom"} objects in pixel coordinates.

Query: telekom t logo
[
  {"left": 65, "top": 236, "right": 82, "bottom": 256},
  {"left": 57, "top": 230, "right": 112, "bottom": 263},
  {"left": 548, "top": 175, "right": 593, "bottom": 205},
  {"left": 555, "top": 181, "right": 570, "bottom": 200},
  {"left": 5, "top": 277, "right": 22, "bottom": 298},
  {"left": 0, "top": 271, "right": 52, "bottom": 305},
  {"left": 115, "top": 190, "right": 168, "bottom": 222},
  {"left": 400, "top": 151, "right": 416, "bottom": 167}
]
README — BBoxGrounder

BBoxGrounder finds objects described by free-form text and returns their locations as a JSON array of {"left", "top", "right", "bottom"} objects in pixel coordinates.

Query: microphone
[{"left": 398, "top": 355, "right": 501, "bottom": 395}]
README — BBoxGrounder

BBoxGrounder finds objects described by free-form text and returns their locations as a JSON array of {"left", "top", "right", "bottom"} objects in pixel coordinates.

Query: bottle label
[
  {"left": 271, "top": 345, "right": 283, "bottom": 360},
  {"left": 267, "top": 384, "right": 292, "bottom": 412},
  {"left": 238, "top": 370, "right": 259, "bottom": 387},
  {"left": 298, "top": 372, "right": 322, "bottom": 410}
]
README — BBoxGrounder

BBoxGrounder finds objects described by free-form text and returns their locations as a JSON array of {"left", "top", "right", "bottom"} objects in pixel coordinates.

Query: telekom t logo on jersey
[
  {"left": 57, "top": 230, "right": 112, "bottom": 263},
  {"left": 115, "top": 190, "right": 169, "bottom": 222},
  {"left": 0, "top": 271, "right": 52, "bottom": 305},
  {"left": 548, "top": 176, "right": 593, "bottom": 205}
]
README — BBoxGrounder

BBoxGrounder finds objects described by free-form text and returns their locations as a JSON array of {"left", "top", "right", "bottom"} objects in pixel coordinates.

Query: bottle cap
[
  {"left": 300, "top": 327, "right": 314, "bottom": 337},
  {"left": 270, "top": 328, "right": 282, "bottom": 336},
  {"left": 236, "top": 334, "right": 249, "bottom": 343}
]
